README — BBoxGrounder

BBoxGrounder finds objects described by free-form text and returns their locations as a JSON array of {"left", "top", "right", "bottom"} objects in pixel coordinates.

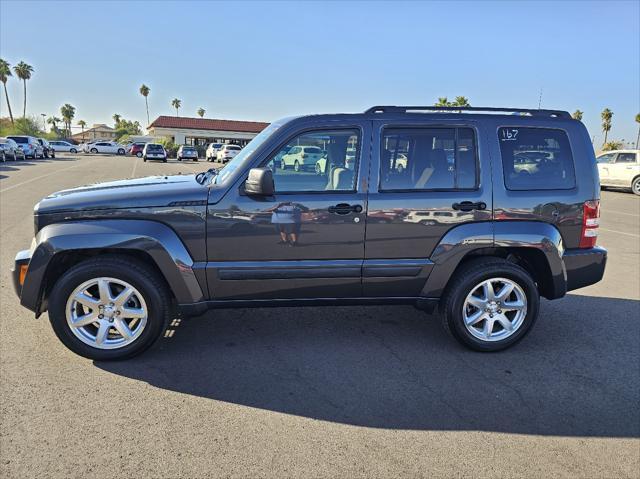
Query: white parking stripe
[
  {"left": 0, "top": 160, "right": 99, "bottom": 194},
  {"left": 600, "top": 208, "right": 640, "bottom": 218},
  {"left": 599, "top": 227, "right": 640, "bottom": 238}
]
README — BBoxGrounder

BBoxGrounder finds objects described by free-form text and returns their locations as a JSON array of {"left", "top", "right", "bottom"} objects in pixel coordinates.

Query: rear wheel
[
  {"left": 440, "top": 258, "right": 539, "bottom": 352},
  {"left": 632, "top": 177, "right": 640, "bottom": 196},
  {"left": 136, "top": 152, "right": 142, "bottom": 158},
  {"left": 70, "top": 148, "right": 77, "bottom": 154},
  {"left": 90, "top": 148, "right": 98, "bottom": 154},
  {"left": 48, "top": 256, "right": 172, "bottom": 360},
  {"left": 143, "top": 156, "right": 147, "bottom": 162},
  {"left": 294, "top": 160, "right": 300, "bottom": 172},
  {"left": 118, "top": 148, "right": 125, "bottom": 155}
]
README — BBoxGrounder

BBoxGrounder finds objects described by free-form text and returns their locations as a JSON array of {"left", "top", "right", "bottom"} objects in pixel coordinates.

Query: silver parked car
[
  {"left": 0, "top": 137, "right": 26, "bottom": 161},
  {"left": 177, "top": 145, "right": 199, "bottom": 161}
]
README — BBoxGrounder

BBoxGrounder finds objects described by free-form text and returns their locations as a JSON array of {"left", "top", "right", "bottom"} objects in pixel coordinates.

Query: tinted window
[
  {"left": 264, "top": 129, "right": 360, "bottom": 192},
  {"left": 8, "top": 136, "right": 27, "bottom": 144},
  {"left": 616, "top": 153, "right": 637, "bottom": 163},
  {"left": 597, "top": 153, "right": 615, "bottom": 164},
  {"left": 380, "top": 127, "right": 477, "bottom": 191},
  {"left": 147, "top": 144, "right": 163, "bottom": 151},
  {"left": 498, "top": 127, "right": 576, "bottom": 190},
  {"left": 227, "top": 145, "right": 241, "bottom": 151}
]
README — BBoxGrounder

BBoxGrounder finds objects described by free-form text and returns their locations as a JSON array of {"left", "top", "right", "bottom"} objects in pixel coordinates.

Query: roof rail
[{"left": 365, "top": 105, "right": 572, "bottom": 119}]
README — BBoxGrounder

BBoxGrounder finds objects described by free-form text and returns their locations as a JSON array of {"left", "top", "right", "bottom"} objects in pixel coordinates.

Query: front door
[
  {"left": 364, "top": 120, "right": 493, "bottom": 296},
  {"left": 609, "top": 152, "right": 638, "bottom": 186},
  {"left": 206, "top": 125, "right": 369, "bottom": 300}
]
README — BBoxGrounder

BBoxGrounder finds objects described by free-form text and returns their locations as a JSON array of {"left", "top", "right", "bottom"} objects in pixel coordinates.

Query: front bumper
[
  {"left": 11, "top": 249, "right": 32, "bottom": 299},
  {"left": 563, "top": 246, "right": 607, "bottom": 292}
]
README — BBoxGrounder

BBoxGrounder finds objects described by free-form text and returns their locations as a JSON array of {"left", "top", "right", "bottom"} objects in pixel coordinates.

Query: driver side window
[{"left": 264, "top": 129, "right": 360, "bottom": 193}]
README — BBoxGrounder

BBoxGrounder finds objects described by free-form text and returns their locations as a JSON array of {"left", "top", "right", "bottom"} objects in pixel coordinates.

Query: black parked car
[
  {"left": 12, "top": 106, "right": 607, "bottom": 360},
  {"left": 37, "top": 138, "right": 55, "bottom": 158}
]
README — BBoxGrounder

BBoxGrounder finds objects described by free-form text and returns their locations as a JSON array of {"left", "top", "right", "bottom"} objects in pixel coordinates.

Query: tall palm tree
[
  {"left": 139, "top": 84, "right": 150, "bottom": 126},
  {"left": 572, "top": 110, "right": 583, "bottom": 121},
  {"left": 47, "top": 116, "right": 62, "bottom": 135},
  {"left": 601, "top": 108, "right": 613, "bottom": 145},
  {"left": 112, "top": 113, "right": 121, "bottom": 127},
  {"left": 197, "top": 107, "right": 205, "bottom": 118},
  {"left": 77, "top": 120, "right": 87, "bottom": 142},
  {"left": 635, "top": 113, "right": 640, "bottom": 149},
  {"left": 13, "top": 61, "right": 34, "bottom": 117},
  {"left": 0, "top": 59, "right": 14, "bottom": 124},
  {"left": 435, "top": 97, "right": 450, "bottom": 107},
  {"left": 453, "top": 96, "right": 470, "bottom": 107},
  {"left": 60, "top": 104, "right": 76, "bottom": 137},
  {"left": 171, "top": 98, "right": 181, "bottom": 117}
]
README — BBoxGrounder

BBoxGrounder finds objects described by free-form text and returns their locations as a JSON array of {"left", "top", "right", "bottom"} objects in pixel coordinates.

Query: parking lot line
[
  {"left": 600, "top": 227, "right": 640, "bottom": 238},
  {"left": 0, "top": 160, "right": 99, "bottom": 194},
  {"left": 600, "top": 208, "right": 639, "bottom": 218}
]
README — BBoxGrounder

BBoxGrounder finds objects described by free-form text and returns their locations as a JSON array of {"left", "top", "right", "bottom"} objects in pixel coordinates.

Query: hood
[{"left": 35, "top": 174, "right": 208, "bottom": 214}]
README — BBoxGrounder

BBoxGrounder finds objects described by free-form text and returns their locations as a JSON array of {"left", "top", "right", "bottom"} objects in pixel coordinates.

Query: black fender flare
[
  {"left": 421, "top": 221, "right": 566, "bottom": 299},
  {"left": 21, "top": 220, "right": 205, "bottom": 314}
]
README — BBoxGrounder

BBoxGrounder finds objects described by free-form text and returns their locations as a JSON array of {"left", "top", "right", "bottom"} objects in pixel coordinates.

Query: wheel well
[
  {"left": 448, "top": 247, "right": 555, "bottom": 299},
  {"left": 40, "top": 249, "right": 176, "bottom": 313}
]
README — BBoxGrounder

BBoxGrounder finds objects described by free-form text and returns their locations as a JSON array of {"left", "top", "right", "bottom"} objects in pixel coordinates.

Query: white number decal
[{"left": 501, "top": 128, "right": 519, "bottom": 141}]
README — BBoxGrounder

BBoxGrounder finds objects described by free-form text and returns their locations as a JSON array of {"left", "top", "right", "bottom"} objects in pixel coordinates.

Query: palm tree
[
  {"left": 453, "top": 96, "right": 470, "bottom": 107},
  {"left": 635, "top": 113, "right": 640, "bottom": 149},
  {"left": 13, "top": 61, "right": 34, "bottom": 117},
  {"left": 171, "top": 98, "right": 181, "bottom": 116},
  {"left": 197, "top": 107, "right": 205, "bottom": 118},
  {"left": 435, "top": 97, "right": 450, "bottom": 107},
  {"left": 139, "top": 84, "right": 150, "bottom": 126},
  {"left": 601, "top": 108, "right": 613, "bottom": 145},
  {"left": 112, "top": 114, "right": 121, "bottom": 127},
  {"left": 572, "top": 110, "right": 583, "bottom": 121},
  {"left": 47, "top": 116, "right": 62, "bottom": 136},
  {"left": 60, "top": 104, "right": 76, "bottom": 137},
  {"left": 77, "top": 120, "right": 87, "bottom": 142},
  {"left": 0, "top": 59, "right": 14, "bottom": 124}
]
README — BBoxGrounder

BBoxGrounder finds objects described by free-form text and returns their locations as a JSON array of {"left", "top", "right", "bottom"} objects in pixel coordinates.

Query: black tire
[
  {"left": 143, "top": 156, "right": 147, "bottom": 162},
  {"left": 90, "top": 148, "right": 98, "bottom": 154},
  {"left": 70, "top": 148, "right": 77, "bottom": 154},
  {"left": 1, "top": 151, "right": 5, "bottom": 162},
  {"left": 44, "top": 151, "right": 49, "bottom": 159},
  {"left": 178, "top": 157, "right": 182, "bottom": 161},
  {"left": 136, "top": 152, "right": 142, "bottom": 158},
  {"left": 162, "top": 158, "right": 167, "bottom": 163},
  {"left": 118, "top": 148, "right": 125, "bottom": 155},
  {"left": 294, "top": 160, "right": 300, "bottom": 172},
  {"left": 193, "top": 158, "right": 198, "bottom": 162},
  {"left": 631, "top": 176, "right": 640, "bottom": 196},
  {"left": 48, "top": 256, "right": 172, "bottom": 360},
  {"left": 440, "top": 257, "right": 540, "bottom": 352}
]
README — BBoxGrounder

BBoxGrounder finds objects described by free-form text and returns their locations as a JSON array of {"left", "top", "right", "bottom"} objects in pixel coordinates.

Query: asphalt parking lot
[{"left": 1, "top": 154, "right": 639, "bottom": 478}]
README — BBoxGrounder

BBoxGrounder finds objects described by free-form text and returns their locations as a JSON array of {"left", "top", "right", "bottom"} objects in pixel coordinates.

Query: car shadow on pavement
[{"left": 95, "top": 294, "right": 640, "bottom": 438}]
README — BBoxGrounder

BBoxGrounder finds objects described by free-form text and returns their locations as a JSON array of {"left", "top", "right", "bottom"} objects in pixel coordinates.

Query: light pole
[{"left": 41, "top": 113, "right": 46, "bottom": 132}]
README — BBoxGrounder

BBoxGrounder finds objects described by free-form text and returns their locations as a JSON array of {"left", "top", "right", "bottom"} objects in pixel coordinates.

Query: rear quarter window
[{"left": 498, "top": 127, "right": 576, "bottom": 190}]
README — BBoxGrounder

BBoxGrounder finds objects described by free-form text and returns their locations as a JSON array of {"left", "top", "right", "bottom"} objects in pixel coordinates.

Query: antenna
[{"left": 538, "top": 88, "right": 543, "bottom": 109}]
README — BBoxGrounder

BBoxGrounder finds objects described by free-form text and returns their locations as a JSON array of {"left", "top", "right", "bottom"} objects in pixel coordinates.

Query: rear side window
[
  {"left": 616, "top": 153, "right": 637, "bottom": 163},
  {"left": 8, "top": 136, "right": 27, "bottom": 144},
  {"left": 380, "top": 127, "right": 478, "bottom": 191},
  {"left": 498, "top": 127, "right": 576, "bottom": 190}
]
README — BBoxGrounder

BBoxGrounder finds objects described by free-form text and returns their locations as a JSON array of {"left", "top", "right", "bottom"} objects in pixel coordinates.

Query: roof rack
[{"left": 365, "top": 105, "right": 572, "bottom": 119}]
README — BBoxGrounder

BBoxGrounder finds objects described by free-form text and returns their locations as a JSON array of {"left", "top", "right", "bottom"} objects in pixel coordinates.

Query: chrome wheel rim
[
  {"left": 633, "top": 179, "right": 640, "bottom": 194},
  {"left": 462, "top": 277, "right": 527, "bottom": 342},
  {"left": 65, "top": 277, "right": 148, "bottom": 350}
]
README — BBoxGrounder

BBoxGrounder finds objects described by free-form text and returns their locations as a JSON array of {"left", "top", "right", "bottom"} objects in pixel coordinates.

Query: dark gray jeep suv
[{"left": 12, "top": 106, "right": 607, "bottom": 360}]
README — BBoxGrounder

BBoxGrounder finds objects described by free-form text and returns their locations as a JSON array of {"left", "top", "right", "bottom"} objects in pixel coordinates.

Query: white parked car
[
  {"left": 49, "top": 141, "right": 79, "bottom": 153},
  {"left": 205, "top": 143, "right": 224, "bottom": 162},
  {"left": 280, "top": 145, "right": 322, "bottom": 172},
  {"left": 597, "top": 150, "right": 640, "bottom": 195},
  {"left": 142, "top": 143, "right": 167, "bottom": 162},
  {"left": 86, "top": 141, "right": 126, "bottom": 155},
  {"left": 216, "top": 144, "right": 242, "bottom": 163}
]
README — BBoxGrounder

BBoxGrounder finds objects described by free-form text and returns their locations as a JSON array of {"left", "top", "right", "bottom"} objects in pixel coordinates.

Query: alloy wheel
[
  {"left": 462, "top": 277, "right": 527, "bottom": 342},
  {"left": 65, "top": 277, "right": 148, "bottom": 350}
]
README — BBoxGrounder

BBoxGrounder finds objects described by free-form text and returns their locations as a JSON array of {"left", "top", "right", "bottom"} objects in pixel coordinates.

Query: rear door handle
[
  {"left": 328, "top": 203, "right": 363, "bottom": 215},
  {"left": 452, "top": 201, "right": 487, "bottom": 211}
]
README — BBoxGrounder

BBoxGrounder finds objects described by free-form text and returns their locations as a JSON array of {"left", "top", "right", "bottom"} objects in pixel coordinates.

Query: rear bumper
[{"left": 563, "top": 246, "right": 607, "bottom": 292}]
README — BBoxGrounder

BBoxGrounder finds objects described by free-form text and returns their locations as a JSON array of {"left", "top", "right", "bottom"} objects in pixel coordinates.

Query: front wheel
[
  {"left": 294, "top": 160, "right": 300, "bottom": 172},
  {"left": 70, "top": 148, "right": 77, "bottom": 154},
  {"left": 47, "top": 256, "right": 171, "bottom": 360},
  {"left": 632, "top": 177, "right": 640, "bottom": 196},
  {"left": 136, "top": 152, "right": 142, "bottom": 158},
  {"left": 118, "top": 148, "right": 125, "bottom": 155},
  {"left": 440, "top": 258, "right": 539, "bottom": 352},
  {"left": 90, "top": 148, "right": 98, "bottom": 154}
]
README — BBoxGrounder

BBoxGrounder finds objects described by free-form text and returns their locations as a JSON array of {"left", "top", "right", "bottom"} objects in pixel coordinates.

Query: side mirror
[{"left": 245, "top": 167, "right": 275, "bottom": 196}]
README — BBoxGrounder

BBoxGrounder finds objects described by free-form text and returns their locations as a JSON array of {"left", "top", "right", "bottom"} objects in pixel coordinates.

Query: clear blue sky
[{"left": 1, "top": 0, "right": 638, "bottom": 145}]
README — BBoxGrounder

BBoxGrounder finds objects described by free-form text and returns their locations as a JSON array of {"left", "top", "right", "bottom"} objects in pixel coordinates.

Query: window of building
[
  {"left": 498, "top": 127, "right": 576, "bottom": 190},
  {"left": 380, "top": 127, "right": 478, "bottom": 191},
  {"left": 263, "top": 129, "right": 360, "bottom": 192}
]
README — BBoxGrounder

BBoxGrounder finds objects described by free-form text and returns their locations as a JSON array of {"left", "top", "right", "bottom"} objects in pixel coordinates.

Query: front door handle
[
  {"left": 328, "top": 203, "right": 363, "bottom": 215},
  {"left": 452, "top": 201, "right": 487, "bottom": 212}
]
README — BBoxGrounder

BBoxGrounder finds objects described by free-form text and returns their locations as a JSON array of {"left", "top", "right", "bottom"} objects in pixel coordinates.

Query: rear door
[
  {"left": 365, "top": 120, "right": 492, "bottom": 296},
  {"left": 609, "top": 152, "right": 639, "bottom": 186}
]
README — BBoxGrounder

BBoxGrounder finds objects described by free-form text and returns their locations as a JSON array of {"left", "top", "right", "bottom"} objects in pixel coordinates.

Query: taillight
[{"left": 580, "top": 200, "right": 600, "bottom": 248}]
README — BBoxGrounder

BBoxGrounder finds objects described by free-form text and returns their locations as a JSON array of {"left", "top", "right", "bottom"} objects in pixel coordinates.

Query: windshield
[{"left": 211, "top": 121, "right": 285, "bottom": 185}]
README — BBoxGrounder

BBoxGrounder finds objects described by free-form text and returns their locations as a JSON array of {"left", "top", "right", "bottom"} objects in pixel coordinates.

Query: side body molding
[
  {"left": 421, "top": 221, "right": 566, "bottom": 299},
  {"left": 21, "top": 220, "right": 205, "bottom": 313}
]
